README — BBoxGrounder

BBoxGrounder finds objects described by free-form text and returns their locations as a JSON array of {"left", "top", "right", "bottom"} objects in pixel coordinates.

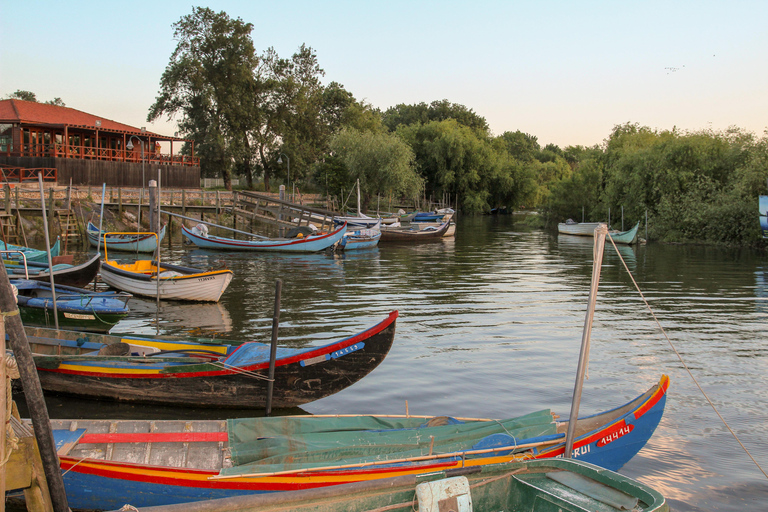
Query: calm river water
[{"left": 20, "top": 214, "right": 768, "bottom": 511}]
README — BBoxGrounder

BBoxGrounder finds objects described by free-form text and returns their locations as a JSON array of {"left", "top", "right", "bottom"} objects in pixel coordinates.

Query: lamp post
[
  {"left": 126, "top": 135, "right": 145, "bottom": 227},
  {"left": 277, "top": 153, "right": 290, "bottom": 203}
]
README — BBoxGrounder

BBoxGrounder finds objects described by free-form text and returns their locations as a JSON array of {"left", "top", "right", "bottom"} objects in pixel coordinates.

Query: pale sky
[{"left": 2, "top": 1, "right": 766, "bottom": 148}]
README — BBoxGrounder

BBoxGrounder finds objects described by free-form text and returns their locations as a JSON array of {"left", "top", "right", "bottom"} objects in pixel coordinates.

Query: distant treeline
[{"left": 15, "top": 7, "right": 764, "bottom": 246}]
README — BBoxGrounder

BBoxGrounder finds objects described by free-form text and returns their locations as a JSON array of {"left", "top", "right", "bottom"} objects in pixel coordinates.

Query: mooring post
[
  {"left": 182, "top": 188, "right": 186, "bottom": 217},
  {"left": 265, "top": 279, "right": 282, "bottom": 416},
  {"left": 148, "top": 180, "right": 159, "bottom": 236},
  {"left": 4, "top": 183, "right": 10, "bottom": 214},
  {"left": 118, "top": 187, "right": 123, "bottom": 215}
]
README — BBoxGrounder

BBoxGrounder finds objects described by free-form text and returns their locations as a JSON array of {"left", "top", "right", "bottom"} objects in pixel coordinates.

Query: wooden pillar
[
  {"left": 215, "top": 191, "right": 221, "bottom": 227},
  {"left": 182, "top": 188, "right": 186, "bottom": 217},
  {"left": 47, "top": 188, "right": 55, "bottom": 239},
  {"left": 4, "top": 184, "right": 10, "bottom": 214},
  {"left": 148, "top": 180, "right": 159, "bottom": 235},
  {"left": 118, "top": 187, "right": 123, "bottom": 216}
]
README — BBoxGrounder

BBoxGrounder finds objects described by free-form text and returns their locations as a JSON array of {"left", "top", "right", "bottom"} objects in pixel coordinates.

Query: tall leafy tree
[
  {"left": 148, "top": 7, "right": 257, "bottom": 190},
  {"left": 329, "top": 128, "right": 422, "bottom": 211},
  {"left": 382, "top": 100, "right": 489, "bottom": 134}
]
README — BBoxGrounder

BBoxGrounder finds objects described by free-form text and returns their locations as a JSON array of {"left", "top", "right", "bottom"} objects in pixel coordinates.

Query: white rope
[{"left": 607, "top": 232, "right": 768, "bottom": 480}]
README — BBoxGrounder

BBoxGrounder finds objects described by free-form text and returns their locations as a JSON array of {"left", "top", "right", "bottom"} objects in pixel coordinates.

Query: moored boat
[
  {"left": 107, "top": 458, "right": 668, "bottom": 512},
  {"left": 24, "top": 310, "right": 397, "bottom": 408},
  {"left": 558, "top": 220, "right": 640, "bottom": 245},
  {"left": 380, "top": 220, "right": 451, "bottom": 242},
  {"left": 182, "top": 223, "right": 347, "bottom": 252},
  {"left": 12, "top": 278, "right": 131, "bottom": 332},
  {"left": 44, "top": 375, "right": 667, "bottom": 510},
  {"left": 338, "top": 221, "right": 381, "bottom": 251},
  {"left": 87, "top": 221, "right": 167, "bottom": 252},
  {"left": 4, "top": 253, "right": 101, "bottom": 288},
  {"left": 0, "top": 238, "right": 61, "bottom": 263},
  {"left": 100, "top": 259, "right": 233, "bottom": 302}
]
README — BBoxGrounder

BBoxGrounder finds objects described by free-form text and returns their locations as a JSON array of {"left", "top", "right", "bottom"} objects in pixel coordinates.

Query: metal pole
[
  {"left": 265, "top": 279, "right": 282, "bottom": 416},
  {"left": 37, "top": 173, "right": 58, "bottom": 330},
  {"left": 564, "top": 223, "right": 607, "bottom": 458},
  {"left": 97, "top": 183, "right": 106, "bottom": 255}
]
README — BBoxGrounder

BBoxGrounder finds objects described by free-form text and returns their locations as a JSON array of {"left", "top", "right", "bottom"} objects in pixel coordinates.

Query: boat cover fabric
[{"left": 223, "top": 410, "right": 556, "bottom": 475}]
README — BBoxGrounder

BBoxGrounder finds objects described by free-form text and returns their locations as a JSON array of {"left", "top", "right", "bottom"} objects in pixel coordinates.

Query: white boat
[
  {"left": 557, "top": 220, "right": 602, "bottom": 236},
  {"left": 100, "top": 260, "right": 233, "bottom": 302}
]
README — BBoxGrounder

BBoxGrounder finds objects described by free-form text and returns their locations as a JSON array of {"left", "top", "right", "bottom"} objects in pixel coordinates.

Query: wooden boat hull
[
  {"left": 12, "top": 278, "right": 130, "bottom": 332},
  {"left": 380, "top": 221, "right": 451, "bottom": 242},
  {"left": 0, "top": 238, "right": 61, "bottom": 263},
  {"left": 5, "top": 254, "right": 101, "bottom": 288},
  {"left": 182, "top": 223, "right": 347, "bottom": 252},
  {"left": 339, "top": 228, "right": 381, "bottom": 250},
  {"left": 100, "top": 261, "right": 233, "bottom": 302},
  {"left": 49, "top": 376, "right": 668, "bottom": 510},
  {"left": 87, "top": 222, "right": 167, "bottom": 252},
  {"left": 558, "top": 222, "right": 639, "bottom": 245},
  {"left": 121, "top": 458, "right": 668, "bottom": 512},
  {"left": 557, "top": 222, "right": 602, "bottom": 236},
  {"left": 30, "top": 311, "right": 398, "bottom": 408}
]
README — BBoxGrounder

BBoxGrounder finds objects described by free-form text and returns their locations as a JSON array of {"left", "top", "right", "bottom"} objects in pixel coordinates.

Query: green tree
[
  {"left": 382, "top": 100, "right": 489, "bottom": 134},
  {"left": 5, "top": 90, "right": 65, "bottom": 106},
  {"left": 6, "top": 90, "right": 37, "bottom": 101},
  {"left": 329, "top": 128, "right": 422, "bottom": 211},
  {"left": 148, "top": 7, "right": 257, "bottom": 190}
]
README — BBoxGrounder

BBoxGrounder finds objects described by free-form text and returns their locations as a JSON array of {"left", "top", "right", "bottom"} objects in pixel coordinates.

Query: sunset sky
[{"left": 2, "top": 0, "right": 766, "bottom": 148}]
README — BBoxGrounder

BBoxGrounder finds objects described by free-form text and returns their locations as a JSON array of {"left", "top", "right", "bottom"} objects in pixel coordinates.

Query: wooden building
[{"left": 0, "top": 99, "right": 200, "bottom": 188}]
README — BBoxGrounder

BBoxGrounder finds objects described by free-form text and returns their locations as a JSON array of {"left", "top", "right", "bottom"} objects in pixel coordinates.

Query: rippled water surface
[{"left": 25, "top": 215, "right": 768, "bottom": 511}]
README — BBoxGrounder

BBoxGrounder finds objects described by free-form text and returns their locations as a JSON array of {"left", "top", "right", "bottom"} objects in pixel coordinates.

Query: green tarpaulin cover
[{"left": 223, "top": 410, "right": 556, "bottom": 475}]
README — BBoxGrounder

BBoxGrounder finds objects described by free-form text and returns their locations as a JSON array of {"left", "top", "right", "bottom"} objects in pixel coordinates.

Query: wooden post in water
[
  {"left": 564, "top": 223, "right": 607, "bottom": 459},
  {"left": 182, "top": 188, "right": 186, "bottom": 217},
  {"left": 4, "top": 183, "right": 10, "bottom": 214},
  {"left": 47, "top": 188, "right": 55, "bottom": 240},
  {"left": 215, "top": 191, "right": 221, "bottom": 228},
  {"left": 148, "top": 180, "right": 159, "bottom": 236},
  {"left": 0, "top": 229, "right": 70, "bottom": 512},
  {"left": 118, "top": 187, "right": 123, "bottom": 215},
  {"left": 265, "top": 279, "right": 282, "bottom": 416}
]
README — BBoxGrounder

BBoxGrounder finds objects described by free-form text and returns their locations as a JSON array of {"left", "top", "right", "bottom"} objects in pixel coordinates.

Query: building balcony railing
[{"left": 0, "top": 142, "right": 199, "bottom": 166}]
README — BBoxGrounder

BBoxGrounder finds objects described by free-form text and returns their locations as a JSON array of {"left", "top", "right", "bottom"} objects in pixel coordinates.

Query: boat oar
[{"left": 208, "top": 437, "right": 565, "bottom": 480}]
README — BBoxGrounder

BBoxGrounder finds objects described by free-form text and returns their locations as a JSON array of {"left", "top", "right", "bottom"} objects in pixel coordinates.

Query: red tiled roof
[{"left": 0, "top": 99, "right": 183, "bottom": 141}]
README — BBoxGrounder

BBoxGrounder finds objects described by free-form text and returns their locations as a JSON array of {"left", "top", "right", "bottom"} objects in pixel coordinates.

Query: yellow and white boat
[{"left": 99, "top": 232, "right": 233, "bottom": 302}]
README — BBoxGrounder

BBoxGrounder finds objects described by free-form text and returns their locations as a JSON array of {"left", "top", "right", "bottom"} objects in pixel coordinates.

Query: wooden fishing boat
[
  {"left": 557, "top": 220, "right": 640, "bottom": 245},
  {"left": 45, "top": 375, "right": 667, "bottom": 510},
  {"left": 107, "top": 458, "right": 668, "bottom": 512},
  {"left": 608, "top": 222, "right": 640, "bottom": 245},
  {"left": 334, "top": 214, "right": 394, "bottom": 229},
  {"left": 4, "top": 253, "right": 101, "bottom": 288},
  {"left": 380, "top": 220, "right": 451, "bottom": 242},
  {"left": 338, "top": 222, "right": 381, "bottom": 251},
  {"left": 25, "top": 310, "right": 397, "bottom": 408},
  {"left": 0, "top": 238, "right": 61, "bottom": 263},
  {"left": 12, "top": 278, "right": 131, "bottom": 332},
  {"left": 100, "top": 259, "right": 233, "bottom": 302},
  {"left": 411, "top": 219, "right": 457, "bottom": 237},
  {"left": 182, "top": 223, "right": 347, "bottom": 252},
  {"left": 557, "top": 220, "right": 602, "bottom": 236},
  {"left": 87, "top": 221, "right": 167, "bottom": 252}
]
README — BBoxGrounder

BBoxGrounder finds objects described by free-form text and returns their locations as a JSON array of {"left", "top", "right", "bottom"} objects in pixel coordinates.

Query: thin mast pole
[
  {"left": 38, "top": 173, "right": 58, "bottom": 330},
  {"left": 97, "top": 183, "right": 106, "bottom": 255},
  {"left": 564, "top": 223, "right": 607, "bottom": 458}
]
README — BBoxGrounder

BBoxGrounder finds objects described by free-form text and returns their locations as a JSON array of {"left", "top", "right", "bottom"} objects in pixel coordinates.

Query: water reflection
[{"left": 37, "top": 215, "right": 768, "bottom": 511}]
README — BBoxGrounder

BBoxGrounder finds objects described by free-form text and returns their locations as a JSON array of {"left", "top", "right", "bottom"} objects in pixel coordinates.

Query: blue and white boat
[
  {"left": 87, "top": 221, "right": 167, "bottom": 252},
  {"left": 182, "top": 223, "right": 347, "bottom": 253}
]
